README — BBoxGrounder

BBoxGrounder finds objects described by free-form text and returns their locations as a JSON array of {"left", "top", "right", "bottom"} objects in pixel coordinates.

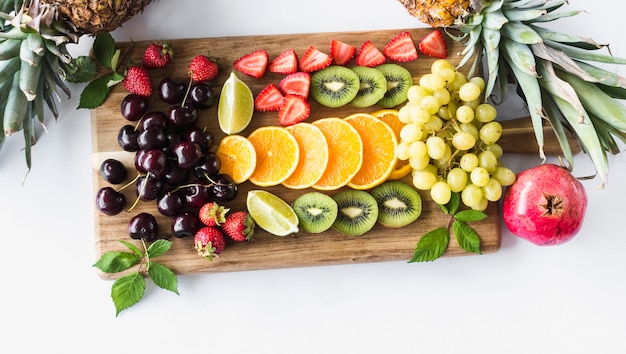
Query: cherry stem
[{"left": 180, "top": 72, "right": 194, "bottom": 107}]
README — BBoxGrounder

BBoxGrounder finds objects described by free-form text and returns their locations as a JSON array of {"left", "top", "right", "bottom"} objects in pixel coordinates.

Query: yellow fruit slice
[
  {"left": 311, "top": 117, "right": 363, "bottom": 191},
  {"left": 370, "top": 108, "right": 411, "bottom": 180},
  {"left": 282, "top": 123, "right": 330, "bottom": 189},
  {"left": 247, "top": 126, "right": 300, "bottom": 187},
  {"left": 218, "top": 71, "right": 254, "bottom": 135},
  {"left": 246, "top": 190, "right": 299, "bottom": 236},
  {"left": 344, "top": 113, "right": 398, "bottom": 190},
  {"left": 215, "top": 134, "right": 257, "bottom": 184}
]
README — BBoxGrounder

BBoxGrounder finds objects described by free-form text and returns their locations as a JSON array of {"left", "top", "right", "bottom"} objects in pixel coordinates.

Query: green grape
[
  {"left": 448, "top": 72, "right": 468, "bottom": 91},
  {"left": 433, "top": 88, "right": 451, "bottom": 106},
  {"left": 409, "top": 104, "right": 431, "bottom": 125},
  {"left": 479, "top": 121, "right": 503, "bottom": 145},
  {"left": 438, "top": 67, "right": 456, "bottom": 83},
  {"left": 438, "top": 101, "right": 457, "bottom": 120},
  {"left": 459, "top": 153, "right": 479, "bottom": 172},
  {"left": 452, "top": 131, "right": 476, "bottom": 151},
  {"left": 475, "top": 103, "right": 497, "bottom": 123},
  {"left": 433, "top": 145, "right": 452, "bottom": 170},
  {"left": 408, "top": 140, "right": 428, "bottom": 159},
  {"left": 461, "top": 183, "right": 483, "bottom": 208},
  {"left": 482, "top": 178, "right": 502, "bottom": 202},
  {"left": 430, "top": 181, "right": 452, "bottom": 205},
  {"left": 469, "top": 76, "right": 485, "bottom": 91},
  {"left": 431, "top": 58, "right": 455, "bottom": 74},
  {"left": 428, "top": 74, "right": 447, "bottom": 91},
  {"left": 471, "top": 196, "right": 489, "bottom": 211},
  {"left": 459, "top": 122, "right": 479, "bottom": 140},
  {"left": 420, "top": 95, "right": 441, "bottom": 115},
  {"left": 413, "top": 170, "right": 438, "bottom": 190},
  {"left": 409, "top": 153, "right": 430, "bottom": 170},
  {"left": 407, "top": 85, "right": 430, "bottom": 103},
  {"left": 493, "top": 166, "right": 516, "bottom": 186},
  {"left": 396, "top": 141, "right": 411, "bottom": 160},
  {"left": 400, "top": 123, "right": 423, "bottom": 142},
  {"left": 426, "top": 136, "right": 447, "bottom": 159},
  {"left": 463, "top": 98, "right": 480, "bottom": 111},
  {"left": 458, "top": 82, "right": 481, "bottom": 102},
  {"left": 478, "top": 150, "right": 498, "bottom": 173},
  {"left": 447, "top": 167, "right": 468, "bottom": 192},
  {"left": 398, "top": 105, "right": 413, "bottom": 124},
  {"left": 483, "top": 143, "right": 503, "bottom": 159},
  {"left": 456, "top": 105, "right": 475, "bottom": 123},
  {"left": 424, "top": 115, "right": 443, "bottom": 132},
  {"left": 470, "top": 166, "right": 490, "bottom": 187}
]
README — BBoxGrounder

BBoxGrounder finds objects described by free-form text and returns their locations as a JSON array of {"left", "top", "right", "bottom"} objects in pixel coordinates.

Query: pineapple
[
  {"left": 0, "top": 0, "right": 151, "bottom": 172},
  {"left": 399, "top": 0, "right": 626, "bottom": 187}
]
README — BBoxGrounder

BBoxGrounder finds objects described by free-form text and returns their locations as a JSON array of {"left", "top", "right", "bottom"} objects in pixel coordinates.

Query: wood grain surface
[{"left": 91, "top": 27, "right": 571, "bottom": 280}]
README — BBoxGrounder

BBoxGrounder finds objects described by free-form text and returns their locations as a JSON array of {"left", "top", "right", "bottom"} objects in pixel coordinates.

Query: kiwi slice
[
  {"left": 375, "top": 63, "right": 413, "bottom": 108},
  {"left": 331, "top": 189, "right": 379, "bottom": 236},
  {"left": 349, "top": 66, "right": 387, "bottom": 108},
  {"left": 292, "top": 192, "right": 338, "bottom": 233},
  {"left": 370, "top": 180, "right": 422, "bottom": 228},
  {"left": 310, "top": 65, "right": 360, "bottom": 108}
]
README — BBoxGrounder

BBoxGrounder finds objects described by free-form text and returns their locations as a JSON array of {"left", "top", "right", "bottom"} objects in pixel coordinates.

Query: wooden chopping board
[{"left": 91, "top": 27, "right": 574, "bottom": 280}]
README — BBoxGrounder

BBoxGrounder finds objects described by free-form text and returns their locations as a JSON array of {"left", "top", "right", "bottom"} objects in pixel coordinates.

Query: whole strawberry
[
  {"left": 194, "top": 226, "right": 226, "bottom": 261},
  {"left": 189, "top": 54, "right": 219, "bottom": 82},
  {"left": 198, "top": 202, "right": 229, "bottom": 227},
  {"left": 222, "top": 211, "right": 255, "bottom": 242},
  {"left": 143, "top": 41, "right": 174, "bottom": 69},
  {"left": 123, "top": 65, "right": 152, "bottom": 97}
]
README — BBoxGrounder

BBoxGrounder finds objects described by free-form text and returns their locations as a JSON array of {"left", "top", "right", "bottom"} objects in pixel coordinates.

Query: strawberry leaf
[
  {"left": 148, "top": 263, "right": 179, "bottom": 295},
  {"left": 453, "top": 220, "right": 482, "bottom": 254},
  {"left": 454, "top": 209, "right": 488, "bottom": 222},
  {"left": 64, "top": 56, "right": 98, "bottom": 83},
  {"left": 409, "top": 227, "right": 449, "bottom": 262},
  {"left": 147, "top": 239, "right": 173, "bottom": 259},
  {"left": 77, "top": 73, "right": 123, "bottom": 109},
  {"left": 119, "top": 240, "right": 143, "bottom": 257},
  {"left": 112, "top": 272, "right": 146, "bottom": 317},
  {"left": 440, "top": 192, "right": 460, "bottom": 215},
  {"left": 93, "top": 32, "right": 116, "bottom": 68},
  {"left": 93, "top": 251, "right": 140, "bottom": 273}
]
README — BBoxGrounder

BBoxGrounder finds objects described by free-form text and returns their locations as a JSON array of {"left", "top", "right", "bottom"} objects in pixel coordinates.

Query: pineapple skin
[
  {"left": 397, "top": 0, "right": 472, "bottom": 27},
  {"left": 41, "top": 0, "right": 153, "bottom": 34}
]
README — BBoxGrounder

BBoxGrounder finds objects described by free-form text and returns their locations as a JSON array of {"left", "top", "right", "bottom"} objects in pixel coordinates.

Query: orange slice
[
  {"left": 311, "top": 117, "right": 363, "bottom": 190},
  {"left": 283, "top": 123, "right": 330, "bottom": 189},
  {"left": 370, "top": 108, "right": 411, "bottom": 180},
  {"left": 344, "top": 113, "right": 398, "bottom": 190},
  {"left": 215, "top": 134, "right": 257, "bottom": 184},
  {"left": 247, "top": 126, "right": 300, "bottom": 186}
]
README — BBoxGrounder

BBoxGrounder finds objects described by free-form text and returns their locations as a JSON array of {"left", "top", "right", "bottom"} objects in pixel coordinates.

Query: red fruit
[
  {"left": 502, "top": 164, "right": 588, "bottom": 246},
  {"left": 330, "top": 39, "right": 356, "bottom": 65},
  {"left": 278, "top": 72, "right": 310, "bottom": 98},
  {"left": 269, "top": 49, "right": 299, "bottom": 74},
  {"left": 355, "top": 40, "right": 386, "bottom": 67},
  {"left": 123, "top": 66, "right": 152, "bottom": 97},
  {"left": 194, "top": 226, "right": 226, "bottom": 261},
  {"left": 142, "top": 41, "right": 173, "bottom": 69},
  {"left": 189, "top": 54, "right": 219, "bottom": 82},
  {"left": 254, "top": 83, "right": 284, "bottom": 112},
  {"left": 277, "top": 94, "right": 310, "bottom": 126},
  {"left": 222, "top": 211, "right": 255, "bottom": 242},
  {"left": 198, "top": 202, "right": 229, "bottom": 227},
  {"left": 418, "top": 29, "right": 448, "bottom": 59},
  {"left": 234, "top": 49, "right": 269, "bottom": 78},
  {"left": 299, "top": 46, "right": 332, "bottom": 72},
  {"left": 383, "top": 31, "right": 418, "bottom": 62}
]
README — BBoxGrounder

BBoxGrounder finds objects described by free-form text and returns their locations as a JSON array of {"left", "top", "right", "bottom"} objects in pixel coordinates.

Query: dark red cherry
[
  {"left": 159, "top": 77, "right": 186, "bottom": 104},
  {"left": 168, "top": 104, "right": 198, "bottom": 130},
  {"left": 138, "top": 111, "right": 168, "bottom": 131},
  {"left": 128, "top": 212, "right": 159, "bottom": 242},
  {"left": 95, "top": 187, "right": 126, "bottom": 216},
  {"left": 121, "top": 94, "right": 149, "bottom": 121},
  {"left": 157, "top": 191, "right": 185, "bottom": 217},
  {"left": 173, "top": 141, "right": 202, "bottom": 170},
  {"left": 188, "top": 82, "right": 216, "bottom": 109},
  {"left": 100, "top": 158, "right": 128, "bottom": 185},
  {"left": 171, "top": 211, "right": 201, "bottom": 238},
  {"left": 118, "top": 125, "right": 140, "bottom": 152}
]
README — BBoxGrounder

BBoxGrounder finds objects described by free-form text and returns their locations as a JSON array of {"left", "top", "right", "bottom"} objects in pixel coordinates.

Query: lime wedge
[
  {"left": 218, "top": 71, "right": 254, "bottom": 135},
  {"left": 246, "top": 190, "right": 299, "bottom": 236}
]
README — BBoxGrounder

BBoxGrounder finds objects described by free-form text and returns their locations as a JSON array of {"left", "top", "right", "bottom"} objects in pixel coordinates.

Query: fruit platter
[{"left": 91, "top": 27, "right": 516, "bottom": 280}]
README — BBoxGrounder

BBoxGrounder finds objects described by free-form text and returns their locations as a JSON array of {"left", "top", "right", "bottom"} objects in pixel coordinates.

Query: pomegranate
[{"left": 502, "top": 164, "right": 587, "bottom": 246}]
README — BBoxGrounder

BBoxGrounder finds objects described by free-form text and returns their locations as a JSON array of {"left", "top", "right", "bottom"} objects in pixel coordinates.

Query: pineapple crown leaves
[
  {"left": 409, "top": 193, "right": 486, "bottom": 263},
  {"left": 93, "top": 239, "right": 179, "bottom": 317}
]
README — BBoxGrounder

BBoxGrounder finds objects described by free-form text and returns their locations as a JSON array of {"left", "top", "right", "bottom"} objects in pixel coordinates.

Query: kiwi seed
[
  {"left": 331, "top": 189, "right": 379, "bottom": 236},
  {"left": 375, "top": 63, "right": 413, "bottom": 108},
  {"left": 292, "top": 192, "right": 338, "bottom": 234},
  {"left": 310, "top": 65, "right": 360, "bottom": 108},
  {"left": 349, "top": 65, "right": 388, "bottom": 108},
  {"left": 370, "top": 180, "right": 422, "bottom": 228}
]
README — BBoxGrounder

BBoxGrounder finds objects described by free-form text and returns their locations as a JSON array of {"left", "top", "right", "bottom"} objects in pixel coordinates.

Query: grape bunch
[
  {"left": 395, "top": 59, "right": 516, "bottom": 211},
  {"left": 95, "top": 76, "right": 238, "bottom": 242}
]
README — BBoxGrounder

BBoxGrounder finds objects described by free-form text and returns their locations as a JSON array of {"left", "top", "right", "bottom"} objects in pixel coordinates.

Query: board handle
[{"left": 499, "top": 116, "right": 582, "bottom": 156}]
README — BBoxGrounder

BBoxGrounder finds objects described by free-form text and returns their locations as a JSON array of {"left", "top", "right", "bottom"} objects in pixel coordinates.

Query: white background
[{"left": 2, "top": 0, "right": 625, "bottom": 353}]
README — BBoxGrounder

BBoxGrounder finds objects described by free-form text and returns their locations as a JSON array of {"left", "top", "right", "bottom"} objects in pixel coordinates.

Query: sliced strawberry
[
  {"left": 383, "top": 31, "right": 418, "bottom": 62},
  {"left": 278, "top": 72, "right": 310, "bottom": 98},
  {"left": 269, "top": 49, "right": 299, "bottom": 74},
  {"left": 254, "top": 83, "right": 284, "bottom": 112},
  {"left": 277, "top": 95, "right": 310, "bottom": 126},
  {"left": 299, "top": 46, "right": 332, "bottom": 72},
  {"left": 234, "top": 49, "right": 269, "bottom": 78},
  {"left": 418, "top": 29, "right": 448, "bottom": 59},
  {"left": 330, "top": 39, "right": 356, "bottom": 65},
  {"left": 355, "top": 40, "right": 386, "bottom": 67}
]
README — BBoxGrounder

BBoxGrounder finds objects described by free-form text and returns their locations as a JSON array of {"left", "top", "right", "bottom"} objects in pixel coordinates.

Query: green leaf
[
  {"left": 147, "top": 240, "right": 173, "bottom": 259},
  {"left": 119, "top": 240, "right": 143, "bottom": 257},
  {"left": 148, "top": 263, "right": 179, "bottom": 295},
  {"left": 454, "top": 209, "right": 488, "bottom": 222},
  {"left": 409, "top": 227, "right": 449, "bottom": 263},
  {"left": 111, "top": 272, "right": 146, "bottom": 316},
  {"left": 64, "top": 56, "right": 98, "bottom": 83},
  {"left": 93, "top": 32, "right": 116, "bottom": 68},
  {"left": 453, "top": 220, "right": 482, "bottom": 254},
  {"left": 110, "top": 49, "right": 121, "bottom": 72},
  {"left": 77, "top": 74, "right": 119, "bottom": 109},
  {"left": 93, "top": 251, "right": 141, "bottom": 273}
]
